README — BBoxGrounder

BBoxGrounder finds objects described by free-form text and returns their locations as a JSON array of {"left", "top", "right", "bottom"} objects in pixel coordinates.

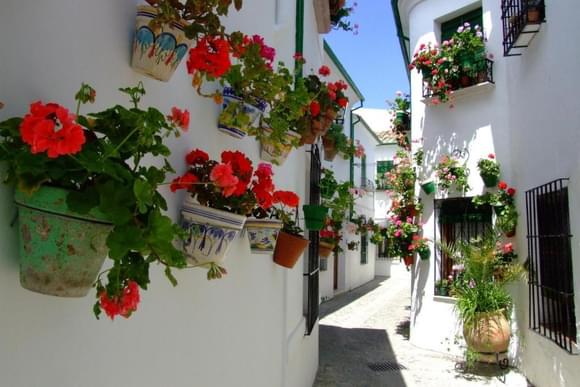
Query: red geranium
[
  {"left": 210, "top": 163, "right": 239, "bottom": 197},
  {"left": 310, "top": 101, "right": 321, "bottom": 117},
  {"left": 274, "top": 191, "right": 300, "bottom": 208},
  {"left": 507, "top": 187, "right": 516, "bottom": 196},
  {"left": 337, "top": 98, "right": 348, "bottom": 108},
  {"left": 187, "top": 36, "right": 232, "bottom": 79},
  {"left": 498, "top": 181, "right": 508, "bottom": 190},
  {"left": 170, "top": 172, "right": 198, "bottom": 192},
  {"left": 168, "top": 107, "right": 190, "bottom": 131},
  {"left": 318, "top": 65, "right": 331, "bottom": 76},
  {"left": 98, "top": 281, "right": 140, "bottom": 320},
  {"left": 488, "top": 153, "right": 495, "bottom": 159},
  {"left": 185, "top": 149, "right": 209, "bottom": 165}
]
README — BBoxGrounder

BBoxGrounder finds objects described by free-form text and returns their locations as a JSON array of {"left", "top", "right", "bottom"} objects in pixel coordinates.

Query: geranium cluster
[
  {"left": 408, "top": 235, "right": 429, "bottom": 255},
  {"left": 435, "top": 154, "right": 470, "bottom": 192},
  {"left": 477, "top": 153, "right": 500, "bottom": 178},
  {"left": 472, "top": 180, "right": 518, "bottom": 236},
  {"left": 98, "top": 281, "right": 140, "bottom": 320}
]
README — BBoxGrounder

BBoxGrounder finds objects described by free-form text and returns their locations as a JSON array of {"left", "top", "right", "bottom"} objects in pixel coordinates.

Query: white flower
[{"left": 457, "top": 26, "right": 464, "bottom": 33}]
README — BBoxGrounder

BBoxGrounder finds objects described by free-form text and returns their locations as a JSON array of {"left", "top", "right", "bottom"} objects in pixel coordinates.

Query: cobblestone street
[{"left": 314, "top": 261, "right": 531, "bottom": 387}]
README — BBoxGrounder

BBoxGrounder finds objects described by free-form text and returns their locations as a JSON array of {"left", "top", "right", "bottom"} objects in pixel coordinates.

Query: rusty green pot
[{"left": 14, "top": 186, "right": 112, "bottom": 297}]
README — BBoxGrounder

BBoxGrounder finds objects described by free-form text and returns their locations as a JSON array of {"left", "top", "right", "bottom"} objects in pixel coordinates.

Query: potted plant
[
  {"left": 329, "top": 0, "right": 356, "bottom": 31},
  {"left": 0, "top": 83, "right": 189, "bottom": 319},
  {"left": 435, "top": 279, "right": 450, "bottom": 296},
  {"left": 421, "top": 180, "right": 436, "bottom": 195},
  {"left": 387, "top": 91, "right": 410, "bottom": 132},
  {"left": 271, "top": 191, "right": 309, "bottom": 268},
  {"left": 526, "top": 0, "right": 541, "bottom": 23},
  {"left": 472, "top": 181, "right": 518, "bottom": 237},
  {"left": 477, "top": 153, "right": 500, "bottom": 188},
  {"left": 442, "top": 230, "right": 525, "bottom": 361},
  {"left": 409, "top": 235, "right": 431, "bottom": 260},
  {"left": 347, "top": 240, "right": 360, "bottom": 251},
  {"left": 322, "top": 123, "right": 345, "bottom": 161},
  {"left": 435, "top": 154, "right": 470, "bottom": 193},
  {"left": 319, "top": 226, "right": 337, "bottom": 258},
  {"left": 320, "top": 168, "right": 338, "bottom": 200},
  {"left": 303, "top": 204, "right": 329, "bottom": 231},
  {"left": 131, "top": 0, "right": 242, "bottom": 82}
]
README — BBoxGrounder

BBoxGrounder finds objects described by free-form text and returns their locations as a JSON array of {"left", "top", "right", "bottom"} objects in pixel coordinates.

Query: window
[
  {"left": 376, "top": 160, "right": 394, "bottom": 190},
  {"left": 501, "top": 0, "right": 545, "bottom": 56},
  {"left": 526, "top": 178, "right": 576, "bottom": 353},
  {"left": 441, "top": 8, "right": 483, "bottom": 42},
  {"left": 360, "top": 155, "right": 367, "bottom": 188},
  {"left": 361, "top": 233, "right": 368, "bottom": 264},
  {"left": 435, "top": 198, "right": 492, "bottom": 285}
]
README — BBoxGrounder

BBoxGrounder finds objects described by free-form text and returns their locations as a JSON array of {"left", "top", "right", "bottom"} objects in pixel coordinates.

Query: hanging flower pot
[
  {"left": 217, "top": 87, "right": 267, "bottom": 139},
  {"left": 421, "top": 181, "right": 436, "bottom": 195},
  {"left": 260, "top": 128, "right": 300, "bottom": 166},
  {"left": 180, "top": 198, "right": 247, "bottom": 265},
  {"left": 302, "top": 205, "right": 329, "bottom": 231},
  {"left": 481, "top": 173, "right": 499, "bottom": 188},
  {"left": 419, "top": 248, "right": 431, "bottom": 260},
  {"left": 322, "top": 136, "right": 338, "bottom": 162},
  {"left": 403, "top": 255, "right": 414, "bottom": 267},
  {"left": 273, "top": 231, "right": 309, "bottom": 268},
  {"left": 14, "top": 186, "right": 112, "bottom": 297},
  {"left": 319, "top": 241, "right": 335, "bottom": 258},
  {"left": 245, "top": 218, "right": 283, "bottom": 254},
  {"left": 131, "top": 5, "right": 192, "bottom": 82}
]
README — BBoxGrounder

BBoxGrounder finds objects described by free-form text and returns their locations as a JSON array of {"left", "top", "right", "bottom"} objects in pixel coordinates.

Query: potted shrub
[
  {"left": 409, "top": 235, "right": 430, "bottom": 260},
  {"left": 271, "top": 191, "right": 309, "bottom": 268},
  {"left": 0, "top": 83, "right": 188, "bottom": 319},
  {"left": 477, "top": 153, "right": 500, "bottom": 188},
  {"left": 442, "top": 230, "right": 525, "bottom": 362},
  {"left": 435, "top": 154, "right": 470, "bottom": 193},
  {"left": 131, "top": 0, "right": 242, "bottom": 82}
]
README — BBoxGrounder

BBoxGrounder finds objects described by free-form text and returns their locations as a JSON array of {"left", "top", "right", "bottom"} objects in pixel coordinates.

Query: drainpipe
[
  {"left": 349, "top": 100, "right": 364, "bottom": 219},
  {"left": 295, "top": 0, "right": 305, "bottom": 80}
]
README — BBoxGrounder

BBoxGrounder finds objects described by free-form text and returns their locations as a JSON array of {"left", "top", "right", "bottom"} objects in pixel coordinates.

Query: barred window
[{"left": 361, "top": 233, "right": 368, "bottom": 264}]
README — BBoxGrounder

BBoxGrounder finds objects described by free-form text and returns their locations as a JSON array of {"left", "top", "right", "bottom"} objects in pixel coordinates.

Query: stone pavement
[{"left": 313, "top": 261, "right": 531, "bottom": 387}]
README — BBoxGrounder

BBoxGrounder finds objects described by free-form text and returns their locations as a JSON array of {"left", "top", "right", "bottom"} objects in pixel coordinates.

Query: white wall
[
  {"left": 374, "top": 144, "right": 399, "bottom": 222},
  {"left": 0, "top": 1, "right": 323, "bottom": 386}
]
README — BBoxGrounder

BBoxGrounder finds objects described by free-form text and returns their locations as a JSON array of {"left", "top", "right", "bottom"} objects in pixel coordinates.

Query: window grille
[
  {"left": 526, "top": 178, "right": 577, "bottom": 353},
  {"left": 501, "top": 0, "right": 545, "bottom": 56},
  {"left": 434, "top": 198, "right": 492, "bottom": 286},
  {"left": 440, "top": 7, "right": 483, "bottom": 42},
  {"left": 305, "top": 144, "right": 321, "bottom": 336},
  {"left": 361, "top": 233, "right": 368, "bottom": 264}
]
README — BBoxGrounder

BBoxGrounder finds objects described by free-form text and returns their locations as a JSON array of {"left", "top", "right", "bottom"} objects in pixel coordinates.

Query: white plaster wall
[
  {"left": 374, "top": 144, "right": 398, "bottom": 222},
  {"left": 0, "top": 1, "right": 322, "bottom": 386}
]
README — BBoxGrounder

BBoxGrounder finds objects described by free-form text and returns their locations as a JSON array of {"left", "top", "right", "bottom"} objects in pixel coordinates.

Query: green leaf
[
  {"left": 106, "top": 225, "right": 146, "bottom": 260},
  {"left": 67, "top": 188, "right": 100, "bottom": 214},
  {"left": 134, "top": 179, "right": 154, "bottom": 214},
  {"left": 98, "top": 181, "right": 135, "bottom": 225},
  {"left": 164, "top": 266, "right": 178, "bottom": 287}
]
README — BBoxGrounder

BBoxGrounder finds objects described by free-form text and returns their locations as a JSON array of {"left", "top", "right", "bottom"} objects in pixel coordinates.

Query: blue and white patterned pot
[
  {"left": 218, "top": 87, "right": 267, "bottom": 139},
  {"left": 245, "top": 219, "right": 283, "bottom": 254},
  {"left": 131, "top": 5, "right": 191, "bottom": 82},
  {"left": 180, "top": 198, "right": 247, "bottom": 265}
]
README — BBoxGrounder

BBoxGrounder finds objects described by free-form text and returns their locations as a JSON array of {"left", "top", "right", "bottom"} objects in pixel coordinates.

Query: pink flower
[
  {"left": 210, "top": 163, "right": 239, "bottom": 197},
  {"left": 503, "top": 243, "right": 513, "bottom": 254},
  {"left": 488, "top": 153, "right": 495, "bottom": 159},
  {"left": 394, "top": 230, "right": 402, "bottom": 237}
]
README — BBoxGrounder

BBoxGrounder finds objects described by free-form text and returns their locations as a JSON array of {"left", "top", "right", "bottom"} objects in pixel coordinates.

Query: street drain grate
[{"left": 368, "top": 362, "right": 407, "bottom": 372}]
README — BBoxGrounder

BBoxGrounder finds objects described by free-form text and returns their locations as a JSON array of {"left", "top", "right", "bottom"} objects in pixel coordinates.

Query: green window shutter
[
  {"left": 441, "top": 8, "right": 483, "bottom": 42},
  {"left": 376, "top": 160, "right": 394, "bottom": 190},
  {"left": 361, "top": 234, "right": 368, "bottom": 264},
  {"left": 361, "top": 156, "right": 367, "bottom": 187}
]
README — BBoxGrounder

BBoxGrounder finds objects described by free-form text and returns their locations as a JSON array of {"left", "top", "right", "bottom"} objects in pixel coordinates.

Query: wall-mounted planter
[
  {"left": 180, "top": 198, "right": 246, "bottom": 265},
  {"left": 319, "top": 241, "right": 335, "bottom": 258},
  {"left": 394, "top": 110, "right": 410, "bottom": 131},
  {"left": 403, "top": 255, "right": 414, "bottom": 267},
  {"left": 15, "top": 186, "right": 112, "bottom": 297},
  {"left": 313, "top": 0, "right": 331, "bottom": 33},
  {"left": 218, "top": 87, "right": 267, "bottom": 139},
  {"left": 245, "top": 218, "right": 283, "bottom": 254},
  {"left": 131, "top": 5, "right": 191, "bottom": 82},
  {"left": 481, "top": 173, "right": 499, "bottom": 188},
  {"left": 273, "top": 231, "right": 309, "bottom": 268},
  {"left": 260, "top": 128, "right": 300, "bottom": 166},
  {"left": 419, "top": 248, "right": 431, "bottom": 261},
  {"left": 322, "top": 136, "right": 338, "bottom": 161},
  {"left": 421, "top": 181, "right": 436, "bottom": 195},
  {"left": 303, "top": 205, "right": 328, "bottom": 231}
]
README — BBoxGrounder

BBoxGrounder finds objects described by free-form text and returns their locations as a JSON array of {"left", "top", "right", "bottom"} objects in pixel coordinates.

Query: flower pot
[
  {"left": 419, "top": 248, "right": 431, "bottom": 260},
  {"left": 302, "top": 205, "right": 329, "bottom": 231},
  {"left": 403, "top": 255, "right": 414, "bottom": 267},
  {"left": 180, "top": 198, "right": 247, "bottom": 265},
  {"left": 322, "top": 137, "right": 338, "bottom": 162},
  {"left": 260, "top": 129, "right": 300, "bottom": 166},
  {"left": 421, "top": 181, "right": 436, "bottom": 195},
  {"left": 14, "top": 186, "right": 112, "bottom": 297},
  {"left": 460, "top": 75, "right": 474, "bottom": 88},
  {"left": 300, "top": 120, "right": 318, "bottom": 145},
  {"left": 463, "top": 310, "right": 511, "bottom": 357},
  {"left": 131, "top": 5, "right": 191, "bottom": 82},
  {"left": 218, "top": 87, "right": 267, "bottom": 139},
  {"left": 395, "top": 110, "right": 410, "bottom": 131},
  {"left": 421, "top": 68, "right": 432, "bottom": 81},
  {"left": 245, "top": 218, "right": 283, "bottom": 254},
  {"left": 481, "top": 174, "right": 499, "bottom": 188},
  {"left": 319, "top": 241, "right": 335, "bottom": 258},
  {"left": 527, "top": 8, "right": 540, "bottom": 23},
  {"left": 273, "top": 231, "right": 309, "bottom": 268}
]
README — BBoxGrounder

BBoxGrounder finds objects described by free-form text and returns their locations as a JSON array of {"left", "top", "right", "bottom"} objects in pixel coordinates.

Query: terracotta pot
[
  {"left": 273, "top": 231, "right": 309, "bottom": 268},
  {"left": 460, "top": 75, "right": 473, "bottom": 88},
  {"left": 322, "top": 137, "right": 338, "bottom": 161},
  {"left": 463, "top": 310, "right": 511, "bottom": 356},
  {"left": 527, "top": 8, "right": 540, "bottom": 23},
  {"left": 319, "top": 241, "right": 335, "bottom": 258},
  {"left": 505, "top": 229, "right": 516, "bottom": 238},
  {"left": 403, "top": 255, "right": 414, "bottom": 266}
]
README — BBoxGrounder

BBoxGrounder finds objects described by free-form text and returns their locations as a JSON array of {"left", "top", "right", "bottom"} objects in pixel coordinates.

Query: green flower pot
[
  {"left": 302, "top": 205, "right": 328, "bottom": 231},
  {"left": 419, "top": 248, "right": 431, "bottom": 261},
  {"left": 421, "top": 181, "right": 436, "bottom": 195},
  {"left": 14, "top": 186, "right": 113, "bottom": 297},
  {"left": 481, "top": 174, "right": 499, "bottom": 188}
]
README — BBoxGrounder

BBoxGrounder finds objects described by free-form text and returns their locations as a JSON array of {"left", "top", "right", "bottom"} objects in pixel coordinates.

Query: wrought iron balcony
[
  {"left": 502, "top": 0, "right": 546, "bottom": 56},
  {"left": 422, "top": 58, "right": 494, "bottom": 99}
]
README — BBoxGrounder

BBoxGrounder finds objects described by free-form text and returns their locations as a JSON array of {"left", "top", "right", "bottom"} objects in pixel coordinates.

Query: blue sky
[{"left": 325, "top": 1, "right": 409, "bottom": 109}]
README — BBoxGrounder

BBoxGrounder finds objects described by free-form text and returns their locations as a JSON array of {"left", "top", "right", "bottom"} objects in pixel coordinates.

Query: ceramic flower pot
[
  {"left": 463, "top": 310, "right": 511, "bottom": 357},
  {"left": 218, "top": 87, "right": 267, "bottom": 139},
  {"left": 273, "top": 231, "right": 309, "bottom": 268},
  {"left": 15, "top": 186, "right": 112, "bottom": 297},
  {"left": 403, "top": 255, "right": 414, "bottom": 267},
  {"left": 245, "top": 218, "right": 283, "bottom": 254},
  {"left": 180, "top": 198, "right": 247, "bottom": 265},
  {"left": 322, "top": 137, "right": 338, "bottom": 162},
  {"left": 302, "top": 205, "right": 329, "bottom": 231},
  {"left": 395, "top": 110, "right": 410, "bottom": 131},
  {"left": 419, "top": 248, "right": 431, "bottom": 261},
  {"left": 481, "top": 174, "right": 499, "bottom": 188},
  {"left": 421, "top": 181, "right": 436, "bottom": 195},
  {"left": 260, "top": 128, "right": 300, "bottom": 166},
  {"left": 319, "top": 241, "right": 335, "bottom": 258},
  {"left": 131, "top": 5, "right": 191, "bottom": 82}
]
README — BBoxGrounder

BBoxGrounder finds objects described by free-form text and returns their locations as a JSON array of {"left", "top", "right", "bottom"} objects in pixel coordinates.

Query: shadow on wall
[{"left": 314, "top": 325, "right": 408, "bottom": 387}]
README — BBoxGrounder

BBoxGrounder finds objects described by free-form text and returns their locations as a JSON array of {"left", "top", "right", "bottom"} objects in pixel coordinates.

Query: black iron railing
[
  {"left": 360, "top": 233, "right": 368, "bottom": 264},
  {"left": 526, "top": 178, "right": 577, "bottom": 353},
  {"left": 305, "top": 144, "right": 321, "bottom": 336},
  {"left": 422, "top": 59, "right": 494, "bottom": 99},
  {"left": 501, "top": 0, "right": 545, "bottom": 56}
]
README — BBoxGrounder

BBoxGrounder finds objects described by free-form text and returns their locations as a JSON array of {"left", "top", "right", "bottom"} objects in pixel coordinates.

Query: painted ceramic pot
[
  {"left": 260, "top": 128, "right": 300, "bottom": 166},
  {"left": 218, "top": 87, "right": 267, "bottom": 139},
  {"left": 180, "top": 198, "right": 246, "bottom": 265},
  {"left": 131, "top": 5, "right": 191, "bottom": 82},
  {"left": 245, "top": 218, "right": 283, "bottom": 254},
  {"left": 15, "top": 186, "right": 112, "bottom": 297}
]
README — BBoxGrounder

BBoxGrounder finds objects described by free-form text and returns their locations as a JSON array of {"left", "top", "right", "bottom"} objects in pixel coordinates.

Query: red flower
[
  {"left": 318, "top": 65, "right": 331, "bottom": 76},
  {"left": 210, "top": 163, "right": 239, "bottom": 197},
  {"left": 310, "top": 101, "right": 321, "bottom": 117},
  {"left": 99, "top": 281, "right": 141, "bottom": 320},
  {"left": 221, "top": 151, "right": 253, "bottom": 195},
  {"left": 293, "top": 52, "right": 305, "bottom": 63},
  {"left": 488, "top": 153, "right": 495, "bottom": 159},
  {"left": 168, "top": 107, "right": 190, "bottom": 131},
  {"left": 503, "top": 242, "right": 513, "bottom": 254},
  {"left": 252, "top": 35, "right": 276, "bottom": 63},
  {"left": 507, "top": 187, "right": 516, "bottom": 196},
  {"left": 20, "top": 102, "right": 85, "bottom": 158},
  {"left": 498, "top": 181, "right": 508, "bottom": 190},
  {"left": 337, "top": 98, "right": 348, "bottom": 108},
  {"left": 273, "top": 191, "right": 300, "bottom": 208},
  {"left": 255, "top": 162, "right": 273, "bottom": 179},
  {"left": 336, "top": 80, "right": 348, "bottom": 91},
  {"left": 170, "top": 172, "right": 198, "bottom": 192},
  {"left": 185, "top": 149, "right": 209, "bottom": 165},
  {"left": 187, "top": 37, "right": 231, "bottom": 79}
]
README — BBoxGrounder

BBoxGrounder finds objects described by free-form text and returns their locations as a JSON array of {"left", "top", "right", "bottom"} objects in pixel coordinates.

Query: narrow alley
[{"left": 314, "top": 261, "right": 531, "bottom": 387}]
